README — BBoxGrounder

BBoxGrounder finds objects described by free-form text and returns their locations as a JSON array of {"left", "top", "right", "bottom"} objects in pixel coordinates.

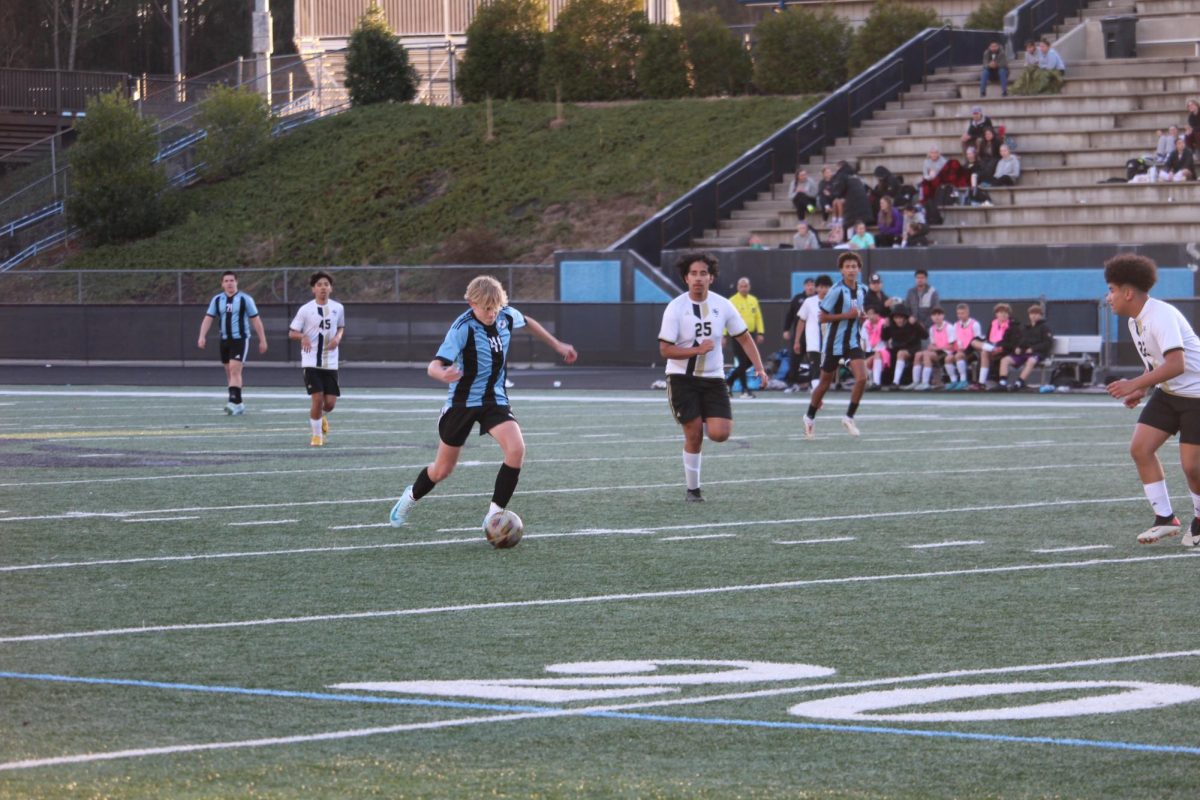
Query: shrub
[
  {"left": 847, "top": 0, "right": 942, "bottom": 77},
  {"left": 195, "top": 85, "right": 272, "bottom": 181},
  {"left": 66, "top": 90, "right": 170, "bottom": 246},
  {"left": 638, "top": 24, "right": 690, "bottom": 99},
  {"left": 752, "top": 8, "right": 851, "bottom": 94},
  {"left": 681, "top": 10, "right": 752, "bottom": 96},
  {"left": 965, "top": 0, "right": 1020, "bottom": 32},
  {"left": 457, "top": 0, "right": 546, "bottom": 102},
  {"left": 344, "top": 2, "right": 418, "bottom": 106},
  {"left": 539, "top": 0, "right": 648, "bottom": 101}
]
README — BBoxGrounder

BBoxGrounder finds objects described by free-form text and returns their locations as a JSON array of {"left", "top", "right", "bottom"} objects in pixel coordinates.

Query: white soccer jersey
[
  {"left": 658, "top": 291, "right": 746, "bottom": 378},
  {"left": 1130, "top": 297, "right": 1200, "bottom": 397},
  {"left": 798, "top": 294, "right": 825, "bottom": 355},
  {"left": 290, "top": 299, "right": 346, "bottom": 370}
]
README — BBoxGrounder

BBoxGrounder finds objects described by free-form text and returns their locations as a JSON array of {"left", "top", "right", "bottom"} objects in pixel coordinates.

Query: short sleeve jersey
[
  {"left": 1131, "top": 297, "right": 1200, "bottom": 397},
  {"left": 205, "top": 291, "right": 259, "bottom": 340},
  {"left": 798, "top": 294, "right": 824, "bottom": 354},
  {"left": 435, "top": 306, "right": 526, "bottom": 407},
  {"left": 289, "top": 299, "right": 345, "bottom": 370},
  {"left": 659, "top": 292, "right": 746, "bottom": 378},
  {"left": 820, "top": 280, "right": 867, "bottom": 356}
]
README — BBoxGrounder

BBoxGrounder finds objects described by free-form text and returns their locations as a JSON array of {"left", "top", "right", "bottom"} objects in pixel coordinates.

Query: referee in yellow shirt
[{"left": 727, "top": 277, "right": 766, "bottom": 397}]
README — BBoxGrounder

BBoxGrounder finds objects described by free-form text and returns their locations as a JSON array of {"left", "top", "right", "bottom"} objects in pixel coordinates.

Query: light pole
[{"left": 252, "top": 0, "right": 274, "bottom": 105}]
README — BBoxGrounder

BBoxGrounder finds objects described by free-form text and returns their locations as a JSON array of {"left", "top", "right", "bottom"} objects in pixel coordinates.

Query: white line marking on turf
[
  {"left": 659, "top": 534, "right": 736, "bottom": 542},
  {"left": 774, "top": 537, "right": 857, "bottom": 545},
  {"left": 122, "top": 516, "right": 201, "bottom": 524},
  {"left": 4, "top": 551, "right": 1197, "bottom": 643},
  {"left": 227, "top": 519, "right": 298, "bottom": 527},
  {"left": 909, "top": 540, "right": 985, "bottom": 549},
  {"left": 1032, "top": 545, "right": 1114, "bottom": 553}
]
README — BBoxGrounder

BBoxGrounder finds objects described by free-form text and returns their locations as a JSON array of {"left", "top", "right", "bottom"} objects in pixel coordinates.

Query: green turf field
[{"left": 1, "top": 386, "right": 1198, "bottom": 799}]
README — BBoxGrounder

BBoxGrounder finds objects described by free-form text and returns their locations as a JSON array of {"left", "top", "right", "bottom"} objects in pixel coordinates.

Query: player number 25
[{"left": 694, "top": 321, "right": 712, "bottom": 337}]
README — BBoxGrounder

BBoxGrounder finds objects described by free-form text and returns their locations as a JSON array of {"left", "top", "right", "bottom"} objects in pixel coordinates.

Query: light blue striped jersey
[
  {"left": 820, "top": 280, "right": 866, "bottom": 356},
  {"left": 205, "top": 291, "right": 259, "bottom": 340},
  {"left": 436, "top": 306, "right": 526, "bottom": 407}
]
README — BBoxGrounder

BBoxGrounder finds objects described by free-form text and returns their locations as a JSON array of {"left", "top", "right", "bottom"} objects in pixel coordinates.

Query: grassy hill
[{"left": 61, "top": 97, "right": 814, "bottom": 270}]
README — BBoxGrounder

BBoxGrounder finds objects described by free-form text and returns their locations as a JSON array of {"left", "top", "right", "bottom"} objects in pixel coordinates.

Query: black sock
[
  {"left": 412, "top": 468, "right": 436, "bottom": 500},
  {"left": 1155, "top": 514, "right": 1177, "bottom": 524},
  {"left": 847, "top": 401, "right": 859, "bottom": 418},
  {"left": 231, "top": 386, "right": 243, "bottom": 404},
  {"left": 806, "top": 403, "right": 819, "bottom": 419},
  {"left": 492, "top": 464, "right": 521, "bottom": 508}
]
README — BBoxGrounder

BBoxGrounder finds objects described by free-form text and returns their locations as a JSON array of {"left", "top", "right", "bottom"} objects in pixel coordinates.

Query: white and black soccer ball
[{"left": 484, "top": 509, "right": 524, "bottom": 549}]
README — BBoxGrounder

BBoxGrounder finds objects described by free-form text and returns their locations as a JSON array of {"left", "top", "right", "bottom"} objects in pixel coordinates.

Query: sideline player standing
[
  {"left": 727, "top": 277, "right": 766, "bottom": 398},
  {"left": 288, "top": 271, "right": 345, "bottom": 447},
  {"left": 1104, "top": 253, "right": 1200, "bottom": 546},
  {"left": 197, "top": 271, "right": 267, "bottom": 415},
  {"left": 804, "top": 252, "right": 870, "bottom": 439},
  {"left": 389, "top": 275, "right": 577, "bottom": 529},
  {"left": 659, "top": 253, "right": 769, "bottom": 502}
]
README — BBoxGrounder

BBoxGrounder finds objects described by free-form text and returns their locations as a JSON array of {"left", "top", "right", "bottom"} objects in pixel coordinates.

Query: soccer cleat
[
  {"left": 685, "top": 488, "right": 704, "bottom": 503},
  {"left": 1183, "top": 518, "right": 1200, "bottom": 547},
  {"left": 1137, "top": 514, "right": 1181, "bottom": 544},
  {"left": 231, "top": 403, "right": 246, "bottom": 416},
  {"left": 309, "top": 435, "right": 324, "bottom": 447},
  {"left": 224, "top": 402, "right": 236, "bottom": 415},
  {"left": 321, "top": 416, "right": 329, "bottom": 435},
  {"left": 390, "top": 486, "right": 417, "bottom": 527},
  {"left": 841, "top": 416, "right": 860, "bottom": 437},
  {"left": 914, "top": 382, "right": 931, "bottom": 391},
  {"left": 803, "top": 416, "right": 815, "bottom": 439}
]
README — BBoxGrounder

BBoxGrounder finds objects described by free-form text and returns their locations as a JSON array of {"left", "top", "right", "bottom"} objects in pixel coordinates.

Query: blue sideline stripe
[
  {"left": 559, "top": 260, "right": 621, "bottom": 302},
  {"left": 4, "top": 671, "right": 1198, "bottom": 756}
]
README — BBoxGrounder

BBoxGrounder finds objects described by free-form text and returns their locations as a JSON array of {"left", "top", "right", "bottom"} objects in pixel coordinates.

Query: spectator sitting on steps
[
  {"left": 919, "top": 146, "right": 948, "bottom": 202},
  {"left": 991, "top": 143, "right": 1021, "bottom": 186},
  {"left": 1186, "top": 99, "right": 1200, "bottom": 151},
  {"left": 1037, "top": 39, "right": 1066, "bottom": 74},
  {"left": 980, "top": 40, "right": 1009, "bottom": 98},
  {"left": 875, "top": 195, "right": 904, "bottom": 248},
  {"left": 1022, "top": 39, "right": 1039, "bottom": 66},
  {"left": 900, "top": 205, "right": 931, "bottom": 247},
  {"left": 793, "top": 221, "right": 821, "bottom": 250},
  {"left": 1161, "top": 136, "right": 1196, "bottom": 182},
  {"left": 788, "top": 168, "right": 818, "bottom": 221},
  {"left": 816, "top": 166, "right": 837, "bottom": 222},
  {"left": 1156, "top": 125, "right": 1181, "bottom": 167},
  {"left": 849, "top": 220, "right": 876, "bottom": 250},
  {"left": 962, "top": 105, "right": 995, "bottom": 156},
  {"left": 978, "top": 126, "right": 1003, "bottom": 163}
]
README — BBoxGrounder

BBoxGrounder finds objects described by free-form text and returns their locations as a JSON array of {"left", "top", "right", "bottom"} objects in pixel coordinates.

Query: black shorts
[
  {"left": 219, "top": 338, "right": 249, "bottom": 364},
  {"left": 439, "top": 405, "right": 517, "bottom": 447},
  {"left": 1138, "top": 389, "right": 1200, "bottom": 445},
  {"left": 303, "top": 368, "right": 341, "bottom": 397},
  {"left": 821, "top": 348, "right": 865, "bottom": 373},
  {"left": 667, "top": 374, "right": 731, "bottom": 425}
]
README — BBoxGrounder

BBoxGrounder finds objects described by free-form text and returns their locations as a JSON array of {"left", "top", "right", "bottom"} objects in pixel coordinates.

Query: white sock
[
  {"left": 310, "top": 417, "right": 322, "bottom": 436},
  {"left": 979, "top": 366, "right": 990, "bottom": 383},
  {"left": 920, "top": 365, "right": 933, "bottom": 385},
  {"left": 488, "top": 501, "right": 503, "bottom": 517},
  {"left": 895, "top": 359, "right": 907, "bottom": 383},
  {"left": 1190, "top": 491, "right": 1200, "bottom": 519},
  {"left": 957, "top": 360, "right": 969, "bottom": 381},
  {"left": 1144, "top": 480, "right": 1173, "bottom": 518},
  {"left": 872, "top": 360, "right": 883, "bottom": 385},
  {"left": 683, "top": 451, "right": 702, "bottom": 491}
]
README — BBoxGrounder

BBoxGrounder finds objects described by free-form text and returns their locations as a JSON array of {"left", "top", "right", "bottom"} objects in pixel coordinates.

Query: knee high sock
[
  {"left": 412, "top": 467, "right": 437, "bottom": 500},
  {"left": 1143, "top": 480, "right": 1172, "bottom": 518},
  {"left": 895, "top": 358, "right": 907, "bottom": 384},
  {"left": 872, "top": 359, "right": 883, "bottom": 385},
  {"left": 979, "top": 366, "right": 990, "bottom": 383},
  {"left": 957, "top": 360, "right": 969, "bottom": 381},
  {"left": 492, "top": 464, "right": 521, "bottom": 508},
  {"left": 683, "top": 451, "right": 701, "bottom": 491}
]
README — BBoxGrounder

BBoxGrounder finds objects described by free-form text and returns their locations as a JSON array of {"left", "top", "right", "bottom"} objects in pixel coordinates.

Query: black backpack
[{"left": 1125, "top": 157, "right": 1150, "bottom": 181}]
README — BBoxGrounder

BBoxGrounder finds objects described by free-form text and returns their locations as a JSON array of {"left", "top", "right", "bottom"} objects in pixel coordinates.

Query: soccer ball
[{"left": 484, "top": 509, "right": 524, "bottom": 549}]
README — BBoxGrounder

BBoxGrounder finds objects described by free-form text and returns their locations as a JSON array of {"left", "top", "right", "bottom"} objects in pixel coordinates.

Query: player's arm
[
  {"left": 732, "top": 329, "right": 769, "bottom": 378},
  {"left": 1107, "top": 349, "right": 1185, "bottom": 403},
  {"left": 523, "top": 315, "right": 577, "bottom": 364},
  {"left": 660, "top": 339, "right": 715, "bottom": 359},
  {"left": 251, "top": 315, "right": 267, "bottom": 353},
  {"left": 197, "top": 315, "right": 213, "bottom": 349},
  {"left": 288, "top": 325, "right": 311, "bottom": 352},
  {"left": 428, "top": 357, "right": 462, "bottom": 384},
  {"left": 327, "top": 324, "right": 344, "bottom": 351}
]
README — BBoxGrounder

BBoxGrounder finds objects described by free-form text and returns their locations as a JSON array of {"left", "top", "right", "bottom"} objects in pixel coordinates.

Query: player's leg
[
  {"left": 390, "top": 409, "right": 471, "bottom": 526},
  {"left": 227, "top": 357, "right": 245, "bottom": 412},
  {"left": 1014, "top": 355, "right": 1038, "bottom": 390},
  {"left": 485, "top": 418, "right": 526, "bottom": 520},
  {"left": 1130, "top": 402, "right": 1180, "bottom": 543},
  {"left": 805, "top": 353, "right": 837, "bottom": 439},
  {"left": 1175, "top": 401, "right": 1200, "bottom": 546},
  {"left": 842, "top": 358, "right": 867, "bottom": 436},
  {"left": 308, "top": 391, "right": 326, "bottom": 445},
  {"left": 894, "top": 348, "right": 912, "bottom": 389}
]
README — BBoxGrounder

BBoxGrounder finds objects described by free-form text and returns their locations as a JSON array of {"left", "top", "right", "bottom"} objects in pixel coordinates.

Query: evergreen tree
[
  {"left": 847, "top": 0, "right": 942, "bottom": 76},
  {"left": 457, "top": 0, "right": 547, "bottom": 103},
  {"left": 638, "top": 24, "right": 690, "bottom": 99},
  {"left": 752, "top": 8, "right": 851, "bottom": 94},
  {"left": 344, "top": 2, "right": 418, "bottom": 106},
  {"left": 681, "top": 9, "right": 751, "bottom": 97},
  {"left": 539, "top": 0, "right": 648, "bottom": 101}
]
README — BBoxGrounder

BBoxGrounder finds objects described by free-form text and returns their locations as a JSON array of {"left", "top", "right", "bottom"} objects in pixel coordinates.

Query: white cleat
[
  {"left": 841, "top": 416, "right": 860, "bottom": 437},
  {"left": 231, "top": 403, "right": 246, "bottom": 416},
  {"left": 1182, "top": 518, "right": 1200, "bottom": 547},
  {"left": 224, "top": 402, "right": 236, "bottom": 415},
  {"left": 1137, "top": 516, "right": 1181, "bottom": 544},
  {"left": 803, "top": 416, "right": 815, "bottom": 440},
  {"left": 389, "top": 486, "right": 416, "bottom": 527}
]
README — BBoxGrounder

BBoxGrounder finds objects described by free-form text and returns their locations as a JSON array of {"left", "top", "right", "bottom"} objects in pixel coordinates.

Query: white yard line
[
  {"left": 774, "top": 537, "right": 857, "bottom": 545},
  {"left": 227, "top": 520, "right": 298, "bottom": 527},
  {"left": 122, "top": 516, "right": 202, "bottom": 524},
  {"left": 909, "top": 541, "right": 986, "bottom": 549},
  {"left": 659, "top": 534, "right": 737, "bottom": 542},
  {"left": 3, "top": 550, "right": 1196, "bottom": 644},
  {"left": 1033, "top": 545, "right": 1114, "bottom": 553}
]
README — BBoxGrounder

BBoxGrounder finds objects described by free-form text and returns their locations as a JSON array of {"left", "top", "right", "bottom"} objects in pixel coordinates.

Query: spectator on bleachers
[
  {"left": 882, "top": 304, "right": 927, "bottom": 390},
  {"left": 978, "top": 126, "right": 1003, "bottom": 163},
  {"left": 793, "top": 221, "right": 821, "bottom": 250},
  {"left": 824, "top": 223, "right": 848, "bottom": 249},
  {"left": 816, "top": 166, "right": 837, "bottom": 222},
  {"left": 1023, "top": 40, "right": 1039, "bottom": 66},
  {"left": 912, "top": 307, "right": 957, "bottom": 390},
  {"left": 788, "top": 168, "right": 818, "bottom": 221},
  {"left": 747, "top": 234, "right": 768, "bottom": 250},
  {"left": 863, "top": 306, "right": 890, "bottom": 390},
  {"left": 1156, "top": 125, "right": 1181, "bottom": 166},
  {"left": 969, "top": 302, "right": 1021, "bottom": 391},
  {"left": 980, "top": 40, "right": 1009, "bottom": 98},
  {"left": 833, "top": 162, "right": 873, "bottom": 231},
  {"left": 1186, "top": 99, "right": 1200, "bottom": 151},
  {"left": 1037, "top": 39, "right": 1066, "bottom": 74},
  {"left": 991, "top": 143, "right": 1021, "bottom": 186},
  {"left": 870, "top": 165, "right": 904, "bottom": 216},
  {"left": 904, "top": 269, "right": 940, "bottom": 329},
  {"left": 919, "top": 146, "right": 948, "bottom": 202},
  {"left": 875, "top": 195, "right": 903, "bottom": 248},
  {"left": 901, "top": 209, "right": 931, "bottom": 247},
  {"left": 949, "top": 303, "right": 983, "bottom": 390},
  {"left": 864, "top": 272, "right": 892, "bottom": 316},
  {"left": 962, "top": 105, "right": 996, "bottom": 155},
  {"left": 1160, "top": 136, "right": 1195, "bottom": 182},
  {"left": 849, "top": 220, "right": 876, "bottom": 250},
  {"left": 963, "top": 146, "right": 993, "bottom": 191},
  {"left": 997, "top": 303, "right": 1053, "bottom": 391}
]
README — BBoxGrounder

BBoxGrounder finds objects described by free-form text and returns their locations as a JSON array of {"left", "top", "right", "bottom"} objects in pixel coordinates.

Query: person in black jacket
[
  {"left": 782, "top": 278, "right": 816, "bottom": 390},
  {"left": 1163, "top": 135, "right": 1195, "bottom": 182},
  {"left": 880, "top": 304, "right": 927, "bottom": 389},
  {"left": 998, "top": 304, "right": 1053, "bottom": 391}
]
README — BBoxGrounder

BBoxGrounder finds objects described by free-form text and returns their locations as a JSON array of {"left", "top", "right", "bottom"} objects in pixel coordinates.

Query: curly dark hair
[
  {"left": 310, "top": 270, "right": 334, "bottom": 287},
  {"left": 674, "top": 252, "right": 719, "bottom": 283},
  {"left": 1103, "top": 253, "right": 1157, "bottom": 293},
  {"left": 836, "top": 252, "right": 862, "bottom": 271}
]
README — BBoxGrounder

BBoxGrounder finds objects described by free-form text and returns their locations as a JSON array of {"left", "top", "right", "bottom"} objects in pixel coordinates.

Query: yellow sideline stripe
[{"left": 0, "top": 428, "right": 230, "bottom": 441}]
